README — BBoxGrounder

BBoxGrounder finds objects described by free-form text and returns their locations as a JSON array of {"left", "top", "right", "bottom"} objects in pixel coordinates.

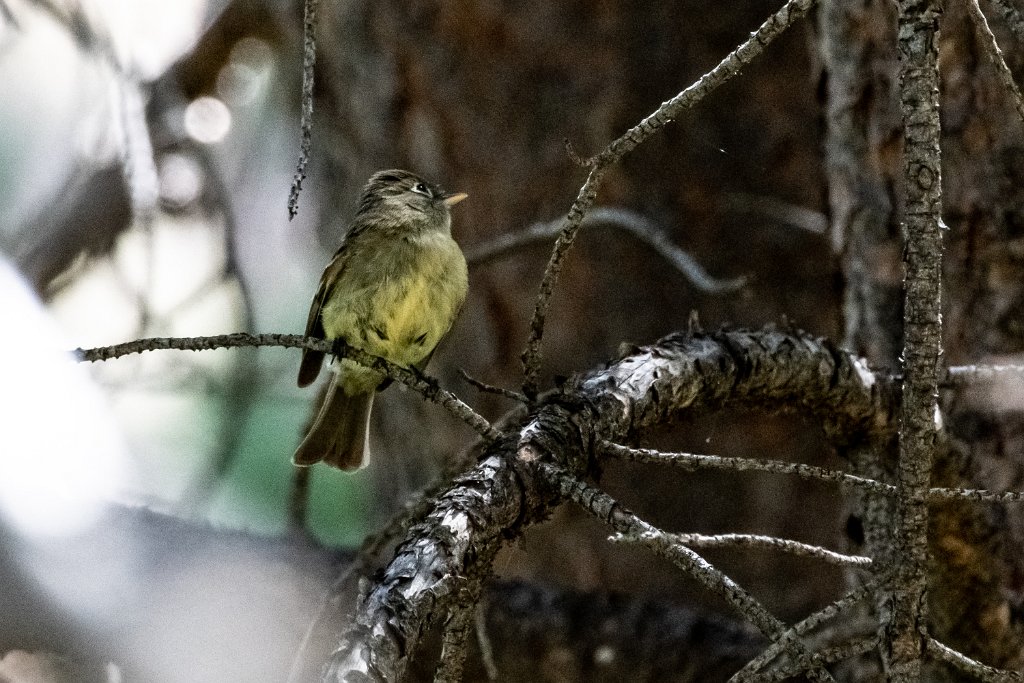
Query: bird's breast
[{"left": 321, "top": 233, "right": 467, "bottom": 369}]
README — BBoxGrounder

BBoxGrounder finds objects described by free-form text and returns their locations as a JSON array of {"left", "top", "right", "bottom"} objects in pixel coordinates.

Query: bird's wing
[{"left": 297, "top": 244, "right": 349, "bottom": 387}]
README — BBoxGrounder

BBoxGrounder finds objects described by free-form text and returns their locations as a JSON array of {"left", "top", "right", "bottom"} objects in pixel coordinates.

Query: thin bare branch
[
  {"left": 926, "top": 636, "right": 1024, "bottom": 682},
  {"left": 520, "top": 0, "right": 816, "bottom": 396},
  {"left": 945, "top": 363, "right": 1024, "bottom": 384},
  {"left": 542, "top": 462, "right": 836, "bottom": 682},
  {"left": 74, "top": 333, "right": 499, "bottom": 441},
  {"left": 602, "top": 440, "right": 1024, "bottom": 505},
  {"left": 287, "top": 0, "right": 319, "bottom": 220},
  {"left": 600, "top": 441, "right": 895, "bottom": 495},
  {"left": 466, "top": 207, "right": 746, "bottom": 293},
  {"left": 611, "top": 531, "right": 872, "bottom": 568},
  {"left": 967, "top": 0, "right": 1024, "bottom": 127},
  {"left": 459, "top": 369, "right": 527, "bottom": 403}
]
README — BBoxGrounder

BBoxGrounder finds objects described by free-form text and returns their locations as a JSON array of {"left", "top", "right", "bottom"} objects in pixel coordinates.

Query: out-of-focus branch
[
  {"left": 466, "top": 207, "right": 746, "bottom": 294},
  {"left": 944, "top": 363, "right": 1024, "bottom": 384},
  {"left": 722, "top": 192, "right": 828, "bottom": 235},
  {"left": 967, "top": 0, "right": 1024, "bottom": 126},
  {"left": 520, "top": 0, "right": 817, "bottom": 397}
]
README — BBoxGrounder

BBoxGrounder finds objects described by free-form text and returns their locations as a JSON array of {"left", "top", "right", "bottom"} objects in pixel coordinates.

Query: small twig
[
  {"left": 925, "top": 636, "right": 1024, "bottom": 682},
  {"left": 74, "top": 333, "right": 500, "bottom": 441},
  {"left": 287, "top": 0, "right": 319, "bottom": 220},
  {"left": 967, "top": 0, "right": 1024, "bottom": 127},
  {"left": 540, "top": 461, "right": 836, "bottom": 682},
  {"left": 459, "top": 369, "right": 528, "bottom": 403},
  {"left": 599, "top": 440, "right": 896, "bottom": 495},
  {"left": 520, "top": 0, "right": 815, "bottom": 397},
  {"left": 563, "top": 138, "right": 595, "bottom": 167},
  {"left": 612, "top": 531, "right": 872, "bottom": 568}
]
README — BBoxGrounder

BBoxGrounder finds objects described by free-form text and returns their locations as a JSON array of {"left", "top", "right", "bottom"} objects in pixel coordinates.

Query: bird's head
[{"left": 357, "top": 169, "right": 467, "bottom": 234}]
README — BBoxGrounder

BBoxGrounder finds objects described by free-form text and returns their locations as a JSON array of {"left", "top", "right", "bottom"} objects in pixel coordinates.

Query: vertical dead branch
[
  {"left": 288, "top": 0, "right": 318, "bottom": 219},
  {"left": 888, "top": 0, "right": 945, "bottom": 679}
]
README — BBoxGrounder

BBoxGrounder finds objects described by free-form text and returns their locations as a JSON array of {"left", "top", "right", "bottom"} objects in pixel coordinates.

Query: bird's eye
[{"left": 411, "top": 182, "right": 430, "bottom": 196}]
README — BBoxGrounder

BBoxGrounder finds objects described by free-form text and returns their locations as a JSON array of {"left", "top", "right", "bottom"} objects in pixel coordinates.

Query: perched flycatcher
[{"left": 293, "top": 170, "right": 469, "bottom": 470}]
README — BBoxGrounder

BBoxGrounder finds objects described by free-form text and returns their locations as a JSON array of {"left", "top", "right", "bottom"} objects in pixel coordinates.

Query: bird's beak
[{"left": 443, "top": 192, "right": 468, "bottom": 207}]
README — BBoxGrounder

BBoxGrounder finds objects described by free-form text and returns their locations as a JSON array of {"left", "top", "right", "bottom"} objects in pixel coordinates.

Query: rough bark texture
[
  {"left": 888, "top": 0, "right": 945, "bottom": 679},
  {"left": 324, "top": 328, "right": 896, "bottom": 680}
]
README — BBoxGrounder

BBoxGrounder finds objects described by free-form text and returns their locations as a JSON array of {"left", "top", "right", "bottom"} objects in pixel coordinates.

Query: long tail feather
[{"left": 293, "top": 378, "right": 372, "bottom": 470}]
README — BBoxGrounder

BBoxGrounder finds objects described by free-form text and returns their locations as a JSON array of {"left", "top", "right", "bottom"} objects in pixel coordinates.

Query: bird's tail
[{"left": 293, "top": 376, "right": 372, "bottom": 470}]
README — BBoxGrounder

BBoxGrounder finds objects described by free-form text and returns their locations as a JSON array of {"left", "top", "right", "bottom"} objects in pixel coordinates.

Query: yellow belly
[{"left": 320, "top": 234, "right": 467, "bottom": 394}]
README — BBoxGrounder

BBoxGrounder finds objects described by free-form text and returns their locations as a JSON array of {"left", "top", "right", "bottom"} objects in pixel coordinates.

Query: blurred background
[{"left": 0, "top": 0, "right": 896, "bottom": 680}]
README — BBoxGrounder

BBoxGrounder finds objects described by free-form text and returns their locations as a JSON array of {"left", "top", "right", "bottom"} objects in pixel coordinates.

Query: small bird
[{"left": 293, "top": 170, "right": 469, "bottom": 470}]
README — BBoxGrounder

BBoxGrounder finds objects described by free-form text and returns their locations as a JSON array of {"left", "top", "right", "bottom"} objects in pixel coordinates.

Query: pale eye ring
[{"left": 411, "top": 182, "right": 430, "bottom": 196}]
